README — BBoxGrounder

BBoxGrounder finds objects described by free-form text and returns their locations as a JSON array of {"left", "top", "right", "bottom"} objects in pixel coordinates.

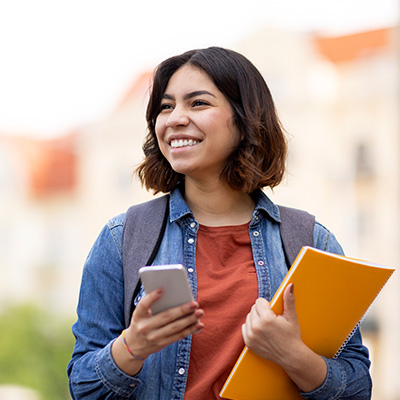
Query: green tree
[{"left": 0, "top": 304, "right": 74, "bottom": 400}]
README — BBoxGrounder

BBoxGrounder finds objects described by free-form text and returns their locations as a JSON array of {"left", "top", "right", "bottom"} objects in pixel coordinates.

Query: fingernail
[
  {"left": 195, "top": 323, "right": 204, "bottom": 334},
  {"left": 195, "top": 309, "right": 204, "bottom": 318}
]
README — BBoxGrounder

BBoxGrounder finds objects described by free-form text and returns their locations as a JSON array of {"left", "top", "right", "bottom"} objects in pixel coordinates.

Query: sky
[{"left": 0, "top": 0, "right": 398, "bottom": 138}]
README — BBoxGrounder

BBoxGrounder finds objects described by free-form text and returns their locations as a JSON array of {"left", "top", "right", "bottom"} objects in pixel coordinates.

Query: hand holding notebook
[
  {"left": 242, "top": 283, "right": 327, "bottom": 393},
  {"left": 220, "top": 246, "right": 396, "bottom": 400}
]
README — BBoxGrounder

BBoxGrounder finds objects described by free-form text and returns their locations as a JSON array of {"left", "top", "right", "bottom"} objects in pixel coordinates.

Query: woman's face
[{"left": 155, "top": 65, "right": 240, "bottom": 183}]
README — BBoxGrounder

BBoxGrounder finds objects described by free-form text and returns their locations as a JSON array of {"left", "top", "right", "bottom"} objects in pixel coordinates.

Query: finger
[
  {"left": 134, "top": 289, "right": 163, "bottom": 318},
  {"left": 153, "top": 301, "right": 200, "bottom": 327},
  {"left": 254, "top": 297, "right": 273, "bottom": 319},
  {"left": 243, "top": 302, "right": 258, "bottom": 331},
  {"left": 282, "top": 283, "right": 297, "bottom": 322},
  {"left": 128, "top": 305, "right": 204, "bottom": 357},
  {"left": 157, "top": 320, "right": 205, "bottom": 349},
  {"left": 149, "top": 311, "right": 205, "bottom": 346},
  {"left": 241, "top": 323, "right": 249, "bottom": 345},
  {"left": 242, "top": 309, "right": 257, "bottom": 344},
  {"left": 137, "top": 301, "right": 201, "bottom": 337},
  {"left": 242, "top": 315, "right": 263, "bottom": 350},
  {"left": 150, "top": 307, "right": 204, "bottom": 340}
]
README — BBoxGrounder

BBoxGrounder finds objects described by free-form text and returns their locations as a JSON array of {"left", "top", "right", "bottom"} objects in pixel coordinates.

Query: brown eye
[
  {"left": 192, "top": 100, "right": 209, "bottom": 107},
  {"left": 160, "top": 103, "right": 173, "bottom": 111}
]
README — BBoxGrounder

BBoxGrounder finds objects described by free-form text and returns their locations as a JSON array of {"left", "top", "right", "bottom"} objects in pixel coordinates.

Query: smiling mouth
[{"left": 170, "top": 139, "right": 200, "bottom": 149}]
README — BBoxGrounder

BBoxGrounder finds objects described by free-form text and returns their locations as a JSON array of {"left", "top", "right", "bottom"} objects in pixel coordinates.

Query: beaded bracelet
[{"left": 121, "top": 329, "right": 146, "bottom": 361}]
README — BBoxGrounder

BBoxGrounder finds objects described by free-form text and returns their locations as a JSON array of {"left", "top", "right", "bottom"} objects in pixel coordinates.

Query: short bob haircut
[{"left": 136, "top": 46, "right": 287, "bottom": 194}]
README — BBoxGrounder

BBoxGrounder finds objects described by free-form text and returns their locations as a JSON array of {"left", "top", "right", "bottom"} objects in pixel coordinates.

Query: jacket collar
[{"left": 168, "top": 187, "right": 281, "bottom": 224}]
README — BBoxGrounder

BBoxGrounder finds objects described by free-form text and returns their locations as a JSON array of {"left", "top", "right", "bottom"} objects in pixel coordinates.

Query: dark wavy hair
[{"left": 135, "top": 46, "right": 287, "bottom": 194}]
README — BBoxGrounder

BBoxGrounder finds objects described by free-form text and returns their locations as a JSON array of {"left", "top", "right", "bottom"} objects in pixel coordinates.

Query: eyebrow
[{"left": 162, "top": 90, "right": 217, "bottom": 101}]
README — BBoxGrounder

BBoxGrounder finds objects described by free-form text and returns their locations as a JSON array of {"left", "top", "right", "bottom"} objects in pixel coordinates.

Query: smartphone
[{"left": 139, "top": 264, "right": 194, "bottom": 315}]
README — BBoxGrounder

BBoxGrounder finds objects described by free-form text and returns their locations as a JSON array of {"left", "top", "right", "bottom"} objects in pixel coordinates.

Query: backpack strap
[
  {"left": 277, "top": 205, "right": 315, "bottom": 267},
  {"left": 122, "top": 194, "right": 169, "bottom": 327},
  {"left": 122, "top": 198, "right": 315, "bottom": 327}
]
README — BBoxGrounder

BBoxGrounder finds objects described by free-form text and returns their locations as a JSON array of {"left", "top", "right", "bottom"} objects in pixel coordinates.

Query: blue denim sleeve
[
  {"left": 300, "top": 222, "right": 372, "bottom": 399},
  {"left": 67, "top": 215, "right": 141, "bottom": 399}
]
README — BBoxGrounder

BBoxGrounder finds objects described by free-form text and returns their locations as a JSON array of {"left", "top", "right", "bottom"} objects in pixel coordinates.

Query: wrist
[
  {"left": 110, "top": 332, "right": 145, "bottom": 377},
  {"left": 283, "top": 343, "right": 327, "bottom": 392},
  {"left": 121, "top": 329, "right": 147, "bottom": 361}
]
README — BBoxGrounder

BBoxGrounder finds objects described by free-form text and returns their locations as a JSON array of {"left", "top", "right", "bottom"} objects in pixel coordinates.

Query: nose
[{"left": 165, "top": 105, "right": 189, "bottom": 128}]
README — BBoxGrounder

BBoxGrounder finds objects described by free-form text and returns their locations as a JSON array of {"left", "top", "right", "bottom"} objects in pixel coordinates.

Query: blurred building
[
  {"left": 0, "top": 72, "right": 154, "bottom": 314},
  {"left": 238, "top": 26, "right": 400, "bottom": 400},
  {"left": 0, "top": 25, "right": 399, "bottom": 399}
]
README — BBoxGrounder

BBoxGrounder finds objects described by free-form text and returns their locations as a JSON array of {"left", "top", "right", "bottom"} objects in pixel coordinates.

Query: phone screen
[{"left": 139, "top": 264, "right": 194, "bottom": 314}]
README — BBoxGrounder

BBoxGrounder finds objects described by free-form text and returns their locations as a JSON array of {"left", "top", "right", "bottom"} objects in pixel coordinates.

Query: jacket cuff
[
  {"left": 301, "top": 357, "right": 346, "bottom": 399},
  {"left": 95, "top": 340, "right": 141, "bottom": 397}
]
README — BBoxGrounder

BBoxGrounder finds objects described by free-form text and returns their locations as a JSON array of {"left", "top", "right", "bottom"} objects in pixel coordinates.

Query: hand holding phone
[{"left": 139, "top": 264, "right": 194, "bottom": 315}]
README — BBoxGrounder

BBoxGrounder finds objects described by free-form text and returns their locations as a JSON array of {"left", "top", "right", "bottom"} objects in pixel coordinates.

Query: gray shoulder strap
[
  {"left": 277, "top": 205, "right": 315, "bottom": 267},
  {"left": 122, "top": 195, "right": 169, "bottom": 327},
  {"left": 122, "top": 198, "right": 314, "bottom": 327}
]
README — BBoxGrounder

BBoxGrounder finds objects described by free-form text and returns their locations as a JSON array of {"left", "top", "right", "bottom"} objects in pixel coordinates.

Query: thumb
[
  {"left": 282, "top": 283, "right": 297, "bottom": 322},
  {"left": 133, "top": 289, "right": 163, "bottom": 319}
]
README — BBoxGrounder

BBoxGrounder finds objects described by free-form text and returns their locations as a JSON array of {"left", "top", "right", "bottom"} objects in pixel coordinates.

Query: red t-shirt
[{"left": 184, "top": 223, "right": 258, "bottom": 399}]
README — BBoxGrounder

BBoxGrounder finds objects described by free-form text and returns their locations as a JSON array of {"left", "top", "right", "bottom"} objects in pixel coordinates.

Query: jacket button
[
  {"left": 188, "top": 268, "right": 194, "bottom": 273},
  {"left": 253, "top": 231, "right": 260, "bottom": 236},
  {"left": 178, "top": 368, "right": 185, "bottom": 375},
  {"left": 188, "top": 238, "right": 194, "bottom": 244},
  {"left": 190, "top": 222, "right": 196, "bottom": 228}
]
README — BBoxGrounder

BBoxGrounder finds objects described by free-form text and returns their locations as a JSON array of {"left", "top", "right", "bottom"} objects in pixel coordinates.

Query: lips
[{"left": 170, "top": 139, "right": 201, "bottom": 148}]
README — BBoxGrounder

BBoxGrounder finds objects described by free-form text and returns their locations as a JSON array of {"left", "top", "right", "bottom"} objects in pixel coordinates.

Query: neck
[{"left": 183, "top": 178, "right": 255, "bottom": 226}]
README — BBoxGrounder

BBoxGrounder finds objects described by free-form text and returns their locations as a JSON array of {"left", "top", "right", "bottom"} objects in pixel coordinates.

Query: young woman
[{"left": 68, "top": 47, "right": 372, "bottom": 399}]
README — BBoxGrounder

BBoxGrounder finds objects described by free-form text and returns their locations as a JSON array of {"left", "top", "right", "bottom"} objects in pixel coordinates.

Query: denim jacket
[{"left": 68, "top": 188, "right": 372, "bottom": 399}]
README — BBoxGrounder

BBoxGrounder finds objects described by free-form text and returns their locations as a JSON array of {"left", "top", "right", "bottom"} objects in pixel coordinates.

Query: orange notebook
[{"left": 220, "top": 246, "right": 395, "bottom": 400}]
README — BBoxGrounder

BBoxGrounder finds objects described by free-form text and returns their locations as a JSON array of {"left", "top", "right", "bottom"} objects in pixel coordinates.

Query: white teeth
[{"left": 171, "top": 139, "right": 199, "bottom": 148}]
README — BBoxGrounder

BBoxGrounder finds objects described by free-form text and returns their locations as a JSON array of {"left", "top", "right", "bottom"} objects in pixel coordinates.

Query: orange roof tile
[
  {"left": 314, "top": 28, "right": 394, "bottom": 63},
  {"left": 117, "top": 70, "right": 153, "bottom": 109},
  {"left": 9, "top": 133, "right": 78, "bottom": 197}
]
